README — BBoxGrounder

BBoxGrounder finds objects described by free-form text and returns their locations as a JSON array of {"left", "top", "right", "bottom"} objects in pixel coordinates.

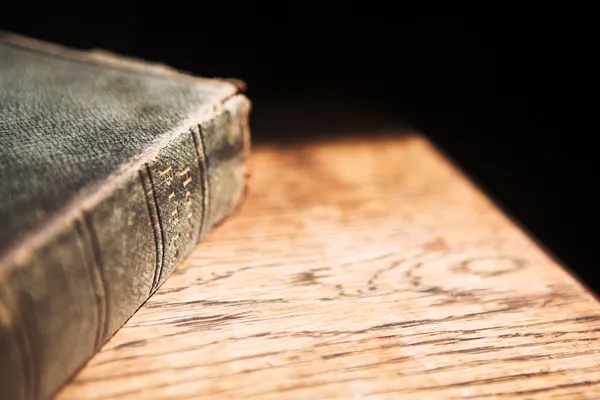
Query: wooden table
[{"left": 57, "top": 127, "right": 600, "bottom": 399}]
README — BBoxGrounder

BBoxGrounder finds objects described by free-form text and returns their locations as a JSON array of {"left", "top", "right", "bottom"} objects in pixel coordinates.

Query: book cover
[{"left": 0, "top": 33, "right": 251, "bottom": 400}]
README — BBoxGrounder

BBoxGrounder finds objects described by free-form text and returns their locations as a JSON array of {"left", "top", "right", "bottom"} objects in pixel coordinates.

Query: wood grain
[{"left": 57, "top": 133, "right": 600, "bottom": 399}]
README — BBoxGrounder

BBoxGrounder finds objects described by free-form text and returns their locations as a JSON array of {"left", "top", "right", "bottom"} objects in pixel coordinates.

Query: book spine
[{"left": 0, "top": 94, "right": 251, "bottom": 400}]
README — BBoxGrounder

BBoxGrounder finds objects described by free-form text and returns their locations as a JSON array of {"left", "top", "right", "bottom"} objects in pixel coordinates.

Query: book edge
[{"left": 211, "top": 95, "right": 253, "bottom": 228}]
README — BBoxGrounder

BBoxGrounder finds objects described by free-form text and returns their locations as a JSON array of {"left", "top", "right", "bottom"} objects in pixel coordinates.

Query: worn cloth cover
[{"left": 0, "top": 33, "right": 251, "bottom": 400}]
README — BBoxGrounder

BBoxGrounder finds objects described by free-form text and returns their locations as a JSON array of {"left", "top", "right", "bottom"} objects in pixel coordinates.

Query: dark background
[{"left": 2, "top": 5, "right": 599, "bottom": 293}]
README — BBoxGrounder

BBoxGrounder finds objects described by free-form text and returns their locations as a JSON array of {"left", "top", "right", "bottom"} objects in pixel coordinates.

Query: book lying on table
[{"left": 0, "top": 32, "right": 252, "bottom": 400}]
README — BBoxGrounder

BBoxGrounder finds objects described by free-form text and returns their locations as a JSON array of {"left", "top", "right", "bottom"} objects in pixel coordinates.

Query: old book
[{"left": 0, "top": 33, "right": 251, "bottom": 400}]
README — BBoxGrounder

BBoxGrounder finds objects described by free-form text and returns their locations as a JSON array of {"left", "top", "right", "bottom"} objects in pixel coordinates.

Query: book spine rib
[
  {"left": 0, "top": 281, "right": 36, "bottom": 400},
  {"left": 74, "top": 216, "right": 108, "bottom": 352},
  {"left": 139, "top": 166, "right": 166, "bottom": 294},
  {"left": 190, "top": 125, "right": 211, "bottom": 241}
]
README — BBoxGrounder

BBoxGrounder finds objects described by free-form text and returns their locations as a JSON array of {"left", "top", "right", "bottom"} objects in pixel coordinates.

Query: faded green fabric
[{"left": 0, "top": 35, "right": 250, "bottom": 400}]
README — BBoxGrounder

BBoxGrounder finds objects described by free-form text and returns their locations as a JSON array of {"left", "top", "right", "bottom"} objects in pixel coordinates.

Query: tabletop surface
[{"left": 58, "top": 130, "right": 600, "bottom": 399}]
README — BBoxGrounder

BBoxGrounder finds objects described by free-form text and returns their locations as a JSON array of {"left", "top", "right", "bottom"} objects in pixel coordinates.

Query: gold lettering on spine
[
  {"left": 185, "top": 190, "right": 193, "bottom": 239},
  {"left": 160, "top": 163, "right": 195, "bottom": 262},
  {"left": 178, "top": 167, "right": 194, "bottom": 239},
  {"left": 178, "top": 167, "right": 193, "bottom": 187},
  {"left": 171, "top": 207, "right": 179, "bottom": 223},
  {"left": 172, "top": 232, "right": 180, "bottom": 259},
  {"left": 159, "top": 166, "right": 174, "bottom": 186}
]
